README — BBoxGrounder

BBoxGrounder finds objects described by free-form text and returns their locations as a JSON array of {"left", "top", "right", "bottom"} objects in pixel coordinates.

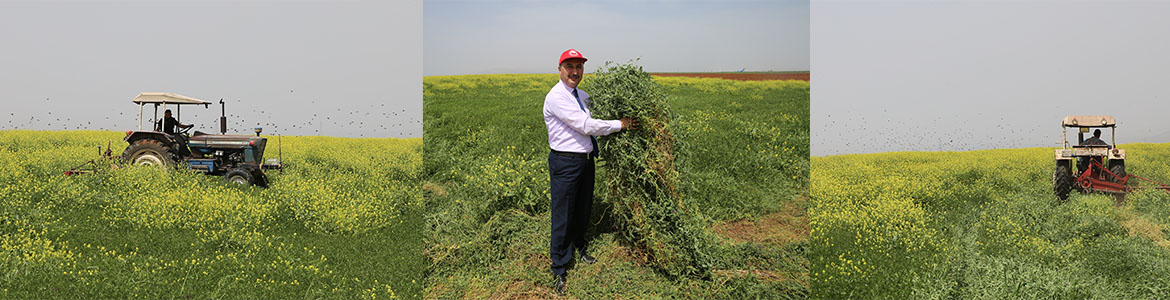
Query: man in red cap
[{"left": 542, "top": 48, "right": 637, "bottom": 294}]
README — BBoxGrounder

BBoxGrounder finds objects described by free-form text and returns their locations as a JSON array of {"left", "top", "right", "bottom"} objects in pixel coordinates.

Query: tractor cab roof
[
  {"left": 1063, "top": 115, "right": 1115, "bottom": 128},
  {"left": 132, "top": 92, "right": 212, "bottom": 107}
]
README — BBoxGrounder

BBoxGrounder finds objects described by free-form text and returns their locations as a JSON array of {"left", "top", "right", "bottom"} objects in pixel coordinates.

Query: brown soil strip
[
  {"left": 651, "top": 72, "right": 809, "bottom": 81},
  {"left": 711, "top": 196, "right": 809, "bottom": 245},
  {"left": 1117, "top": 205, "right": 1170, "bottom": 249},
  {"left": 712, "top": 269, "right": 806, "bottom": 286},
  {"left": 422, "top": 182, "right": 447, "bottom": 198}
]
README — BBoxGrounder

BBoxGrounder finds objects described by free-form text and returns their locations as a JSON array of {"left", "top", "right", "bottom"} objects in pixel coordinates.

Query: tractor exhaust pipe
[
  {"left": 278, "top": 134, "right": 283, "bottom": 174},
  {"left": 219, "top": 98, "right": 227, "bottom": 135}
]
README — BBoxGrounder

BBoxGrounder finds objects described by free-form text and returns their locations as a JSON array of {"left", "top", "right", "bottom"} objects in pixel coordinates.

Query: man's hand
[{"left": 620, "top": 117, "right": 639, "bottom": 130}]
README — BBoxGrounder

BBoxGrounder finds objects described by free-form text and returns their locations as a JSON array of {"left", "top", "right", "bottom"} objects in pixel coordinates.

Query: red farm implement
[{"left": 1072, "top": 159, "right": 1170, "bottom": 195}]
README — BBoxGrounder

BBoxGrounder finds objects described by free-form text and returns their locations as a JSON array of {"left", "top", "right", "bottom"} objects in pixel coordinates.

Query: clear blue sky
[
  {"left": 812, "top": 0, "right": 1170, "bottom": 156},
  {"left": 0, "top": 1, "right": 422, "bottom": 138},
  {"left": 424, "top": 0, "right": 810, "bottom": 76}
]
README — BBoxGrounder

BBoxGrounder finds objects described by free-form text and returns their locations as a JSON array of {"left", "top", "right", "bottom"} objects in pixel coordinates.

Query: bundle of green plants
[{"left": 584, "top": 61, "right": 712, "bottom": 278}]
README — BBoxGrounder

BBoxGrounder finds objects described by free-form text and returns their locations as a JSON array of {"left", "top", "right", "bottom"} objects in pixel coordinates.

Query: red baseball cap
[{"left": 559, "top": 49, "right": 587, "bottom": 65}]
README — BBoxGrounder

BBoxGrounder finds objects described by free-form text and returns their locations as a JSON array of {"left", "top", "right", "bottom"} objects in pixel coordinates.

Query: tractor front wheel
[
  {"left": 1109, "top": 160, "right": 1126, "bottom": 183},
  {"left": 252, "top": 169, "right": 269, "bottom": 188},
  {"left": 224, "top": 168, "right": 256, "bottom": 186},
  {"left": 1054, "top": 162, "right": 1073, "bottom": 201},
  {"left": 122, "top": 139, "right": 172, "bottom": 168}
]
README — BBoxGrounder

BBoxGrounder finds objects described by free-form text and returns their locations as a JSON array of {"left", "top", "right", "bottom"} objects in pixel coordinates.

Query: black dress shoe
[
  {"left": 579, "top": 252, "right": 597, "bottom": 264},
  {"left": 553, "top": 274, "right": 567, "bottom": 295}
]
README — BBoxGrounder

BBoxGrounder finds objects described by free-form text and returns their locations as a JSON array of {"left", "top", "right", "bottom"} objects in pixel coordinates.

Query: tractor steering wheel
[{"left": 179, "top": 125, "right": 192, "bottom": 136}]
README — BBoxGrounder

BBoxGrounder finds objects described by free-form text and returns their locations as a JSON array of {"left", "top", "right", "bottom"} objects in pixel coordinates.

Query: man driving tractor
[
  {"left": 157, "top": 109, "right": 194, "bottom": 135},
  {"left": 1081, "top": 129, "right": 1109, "bottom": 147},
  {"left": 1075, "top": 128, "right": 1110, "bottom": 175}
]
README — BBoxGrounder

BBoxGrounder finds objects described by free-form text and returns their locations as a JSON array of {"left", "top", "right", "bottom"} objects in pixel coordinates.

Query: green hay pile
[{"left": 584, "top": 62, "right": 711, "bottom": 278}]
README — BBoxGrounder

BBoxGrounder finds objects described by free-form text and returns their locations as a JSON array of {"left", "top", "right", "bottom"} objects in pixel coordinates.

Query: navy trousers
[{"left": 548, "top": 151, "right": 594, "bottom": 276}]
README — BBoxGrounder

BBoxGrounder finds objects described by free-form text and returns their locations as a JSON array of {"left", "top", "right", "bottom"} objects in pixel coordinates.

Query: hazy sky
[
  {"left": 0, "top": 1, "right": 422, "bottom": 138},
  {"left": 812, "top": 0, "right": 1170, "bottom": 156},
  {"left": 424, "top": 0, "right": 809, "bottom": 76}
]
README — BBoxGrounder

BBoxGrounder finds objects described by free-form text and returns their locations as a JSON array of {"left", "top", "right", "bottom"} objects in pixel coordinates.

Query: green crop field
[
  {"left": 0, "top": 130, "right": 422, "bottom": 299},
  {"left": 423, "top": 73, "right": 810, "bottom": 298},
  {"left": 812, "top": 144, "right": 1170, "bottom": 298}
]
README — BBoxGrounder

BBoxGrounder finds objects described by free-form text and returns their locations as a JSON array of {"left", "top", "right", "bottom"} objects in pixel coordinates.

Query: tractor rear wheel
[
  {"left": 1054, "top": 162, "right": 1073, "bottom": 201},
  {"left": 224, "top": 168, "right": 256, "bottom": 186},
  {"left": 1109, "top": 160, "right": 1126, "bottom": 183},
  {"left": 122, "top": 139, "right": 172, "bottom": 167}
]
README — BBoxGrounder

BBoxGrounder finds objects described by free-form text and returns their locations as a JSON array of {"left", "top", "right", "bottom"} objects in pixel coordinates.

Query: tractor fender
[
  {"left": 124, "top": 131, "right": 174, "bottom": 146},
  {"left": 1054, "top": 149, "right": 1073, "bottom": 161}
]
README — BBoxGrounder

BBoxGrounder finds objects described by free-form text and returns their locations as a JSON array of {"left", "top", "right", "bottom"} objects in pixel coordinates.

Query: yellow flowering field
[
  {"left": 0, "top": 130, "right": 422, "bottom": 299},
  {"left": 812, "top": 144, "right": 1170, "bottom": 298}
]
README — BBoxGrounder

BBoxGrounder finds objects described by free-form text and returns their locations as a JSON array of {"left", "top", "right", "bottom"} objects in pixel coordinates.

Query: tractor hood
[{"left": 188, "top": 134, "right": 267, "bottom": 164}]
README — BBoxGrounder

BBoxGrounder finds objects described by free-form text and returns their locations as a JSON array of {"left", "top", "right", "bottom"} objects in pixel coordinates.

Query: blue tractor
[{"left": 120, "top": 92, "right": 282, "bottom": 187}]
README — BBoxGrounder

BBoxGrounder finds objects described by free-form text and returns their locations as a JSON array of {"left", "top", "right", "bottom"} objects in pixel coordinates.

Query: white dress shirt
[{"left": 543, "top": 79, "right": 623, "bottom": 154}]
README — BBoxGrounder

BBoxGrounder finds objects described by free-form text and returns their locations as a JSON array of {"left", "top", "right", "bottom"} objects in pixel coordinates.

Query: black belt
[{"left": 551, "top": 149, "right": 590, "bottom": 159}]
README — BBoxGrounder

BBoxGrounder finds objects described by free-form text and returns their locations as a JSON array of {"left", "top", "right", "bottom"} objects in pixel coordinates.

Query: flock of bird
[
  {"left": 2, "top": 95, "right": 421, "bottom": 138},
  {"left": 814, "top": 111, "right": 1063, "bottom": 155}
]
